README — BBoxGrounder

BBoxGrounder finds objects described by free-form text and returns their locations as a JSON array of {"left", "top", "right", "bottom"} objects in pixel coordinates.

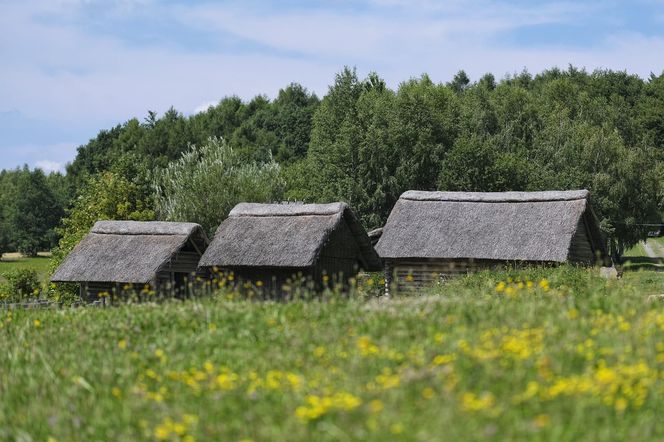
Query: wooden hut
[
  {"left": 375, "top": 190, "right": 607, "bottom": 293},
  {"left": 198, "top": 202, "right": 381, "bottom": 295},
  {"left": 51, "top": 221, "right": 209, "bottom": 300}
]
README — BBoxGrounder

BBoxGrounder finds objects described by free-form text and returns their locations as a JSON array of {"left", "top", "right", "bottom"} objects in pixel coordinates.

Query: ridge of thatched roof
[
  {"left": 51, "top": 221, "right": 208, "bottom": 284},
  {"left": 92, "top": 220, "right": 201, "bottom": 236},
  {"left": 199, "top": 202, "right": 381, "bottom": 270},
  {"left": 229, "top": 202, "right": 347, "bottom": 217},
  {"left": 401, "top": 190, "right": 589, "bottom": 203},
  {"left": 375, "top": 189, "right": 605, "bottom": 262}
]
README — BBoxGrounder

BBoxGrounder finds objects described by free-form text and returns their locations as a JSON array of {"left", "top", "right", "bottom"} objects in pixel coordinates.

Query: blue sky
[{"left": 1, "top": 0, "right": 664, "bottom": 173}]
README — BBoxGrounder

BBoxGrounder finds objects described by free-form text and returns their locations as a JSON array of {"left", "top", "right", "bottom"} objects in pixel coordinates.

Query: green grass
[
  {"left": 623, "top": 242, "right": 647, "bottom": 258},
  {"left": 622, "top": 240, "right": 664, "bottom": 272},
  {"left": 1, "top": 266, "right": 663, "bottom": 441},
  {"left": 0, "top": 253, "right": 52, "bottom": 283},
  {"left": 651, "top": 236, "right": 664, "bottom": 249}
]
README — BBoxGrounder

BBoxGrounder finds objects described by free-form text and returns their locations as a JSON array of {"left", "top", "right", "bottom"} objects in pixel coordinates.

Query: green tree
[
  {"left": 153, "top": 137, "right": 284, "bottom": 236},
  {"left": 4, "top": 167, "right": 63, "bottom": 256},
  {"left": 49, "top": 171, "right": 156, "bottom": 299},
  {"left": 51, "top": 171, "right": 155, "bottom": 267},
  {"left": 391, "top": 75, "right": 458, "bottom": 192},
  {"left": 0, "top": 209, "right": 9, "bottom": 257},
  {"left": 306, "top": 67, "right": 366, "bottom": 207},
  {"left": 271, "top": 83, "right": 319, "bottom": 162},
  {"left": 448, "top": 70, "right": 471, "bottom": 93}
]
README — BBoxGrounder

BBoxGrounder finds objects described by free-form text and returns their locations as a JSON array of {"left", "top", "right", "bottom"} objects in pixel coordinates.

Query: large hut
[
  {"left": 198, "top": 202, "right": 382, "bottom": 295},
  {"left": 51, "top": 221, "right": 209, "bottom": 300},
  {"left": 375, "top": 190, "right": 608, "bottom": 293}
]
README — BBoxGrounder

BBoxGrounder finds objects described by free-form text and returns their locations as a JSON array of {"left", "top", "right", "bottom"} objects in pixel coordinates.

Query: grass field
[
  {"left": 1, "top": 266, "right": 663, "bottom": 441},
  {"left": 623, "top": 242, "right": 648, "bottom": 258},
  {"left": 0, "top": 252, "right": 52, "bottom": 283},
  {"left": 622, "top": 240, "right": 664, "bottom": 272}
]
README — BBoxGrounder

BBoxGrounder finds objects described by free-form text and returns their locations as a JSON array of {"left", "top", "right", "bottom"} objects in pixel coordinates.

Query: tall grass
[{"left": 0, "top": 266, "right": 662, "bottom": 441}]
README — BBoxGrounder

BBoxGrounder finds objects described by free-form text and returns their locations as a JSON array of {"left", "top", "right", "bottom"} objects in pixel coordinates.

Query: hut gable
[
  {"left": 375, "top": 190, "right": 606, "bottom": 263},
  {"left": 51, "top": 221, "right": 208, "bottom": 284},
  {"left": 199, "top": 202, "right": 381, "bottom": 271}
]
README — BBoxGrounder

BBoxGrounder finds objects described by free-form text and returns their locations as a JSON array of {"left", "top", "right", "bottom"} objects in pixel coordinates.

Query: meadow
[
  {"left": 0, "top": 253, "right": 52, "bottom": 283},
  {"left": 1, "top": 265, "right": 663, "bottom": 441}
]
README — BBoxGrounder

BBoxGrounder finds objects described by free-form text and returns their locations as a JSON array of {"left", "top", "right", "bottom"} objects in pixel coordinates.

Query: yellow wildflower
[
  {"left": 461, "top": 392, "right": 495, "bottom": 412},
  {"left": 357, "top": 336, "right": 380, "bottom": 356},
  {"left": 173, "top": 422, "right": 187, "bottom": 435},
  {"left": 422, "top": 387, "right": 435, "bottom": 400},
  {"left": 154, "top": 424, "right": 170, "bottom": 440},
  {"left": 432, "top": 354, "right": 455, "bottom": 365},
  {"left": 369, "top": 399, "right": 384, "bottom": 413},
  {"left": 534, "top": 414, "right": 550, "bottom": 428}
]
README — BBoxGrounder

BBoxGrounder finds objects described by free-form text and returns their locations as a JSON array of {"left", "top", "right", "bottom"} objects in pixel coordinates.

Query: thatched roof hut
[
  {"left": 199, "top": 202, "right": 381, "bottom": 294},
  {"left": 51, "top": 221, "right": 209, "bottom": 300},
  {"left": 375, "top": 190, "right": 607, "bottom": 292}
]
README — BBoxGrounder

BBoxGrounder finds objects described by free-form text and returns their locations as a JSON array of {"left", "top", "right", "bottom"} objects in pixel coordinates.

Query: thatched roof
[
  {"left": 375, "top": 190, "right": 605, "bottom": 262},
  {"left": 367, "top": 228, "right": 383, "bottom": 246},
  {"left": 51, "top": 221, "right": 208, "bottom": 284},
  {"left": 199, "top": 202, "right": 381, "bottom": 270}
]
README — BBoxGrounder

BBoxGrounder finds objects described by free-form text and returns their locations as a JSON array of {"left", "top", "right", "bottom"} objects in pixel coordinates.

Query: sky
[{"left": 1, "top": 0, "right": 664, "bottom": 173}]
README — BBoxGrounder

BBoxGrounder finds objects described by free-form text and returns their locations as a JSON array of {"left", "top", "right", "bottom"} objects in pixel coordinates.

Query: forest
[{"left": 1, "top": 66, "right": 664, "bottom": 264}]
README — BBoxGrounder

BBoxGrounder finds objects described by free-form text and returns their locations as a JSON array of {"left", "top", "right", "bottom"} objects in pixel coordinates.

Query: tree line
[
  {"left": 0, "top": 167, "right": 67, "bottom": 256},
  {"left": 2, "top": 66, "right": 664, "bottom": 263}
]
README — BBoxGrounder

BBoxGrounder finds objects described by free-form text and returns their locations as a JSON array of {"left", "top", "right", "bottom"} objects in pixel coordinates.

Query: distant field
[
  {"left": 622, "top": 240, "right": 664, "bottom": 272},
  {"left": 0, "top": 252, "right": 52, "bottom": 282},
  {"left": 623, "top": 241, "right": 648, "bottom": 258},
  {"left": 1, "top": 266, "right": 663, "bottom": 441}
]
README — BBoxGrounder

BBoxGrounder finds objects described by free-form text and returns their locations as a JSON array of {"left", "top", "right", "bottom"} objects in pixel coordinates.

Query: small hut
[
  {"left": 375, "top": 190, "right": 607, "bottom": 293},
  {"left": 198, "top": 202, "right": 381, "bottom": 294},
  {"left": 51, "top": 221, "right": 209, "bottom": 300}
]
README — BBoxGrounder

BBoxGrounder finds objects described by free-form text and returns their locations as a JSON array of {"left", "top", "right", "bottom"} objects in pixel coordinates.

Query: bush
[
  {"left": 153, "top": 137, "right": 285, "bottom": 236},
  {"left": 0, "top": 269, "right": 41, "bottom": 302}
]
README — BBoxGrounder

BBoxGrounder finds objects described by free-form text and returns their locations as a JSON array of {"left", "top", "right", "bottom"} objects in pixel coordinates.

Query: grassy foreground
[{"left": 1, "top": 267, "right": 663, "bottom": 441}]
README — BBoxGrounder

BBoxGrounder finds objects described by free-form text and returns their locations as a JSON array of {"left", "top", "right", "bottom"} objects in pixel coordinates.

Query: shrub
[
  {"left": 0, "top": 269, "right": 41, "bottom": 302},
  {"left": 153, "top": 137, "right": 285, "bottom": 236}
]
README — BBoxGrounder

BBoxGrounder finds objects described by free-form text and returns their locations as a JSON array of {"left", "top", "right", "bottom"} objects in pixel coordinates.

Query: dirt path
[
  {"left": 642, "top": 240, "right": 660, "bottom": 258},
  {"left": 647, "top": 240, "right": 664, "bottom": 258}
]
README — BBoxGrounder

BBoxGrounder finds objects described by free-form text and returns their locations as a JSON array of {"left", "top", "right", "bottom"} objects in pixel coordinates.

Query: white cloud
[
  {"left": 2, "top": 142, "right": 78, "bottom": 172},
  {"left": 35, "top": 160, "right": 64, "bottom": 173},
  {"left": 193, "top": 101, "right": 218, "bottom": 115},
  {"left": 1, "top": 0, "right": 663, "bottom": 170}
]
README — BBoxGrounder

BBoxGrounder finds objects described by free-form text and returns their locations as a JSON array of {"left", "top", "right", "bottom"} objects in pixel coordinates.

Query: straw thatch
[
  {"left": 367, "top": 228, "right": 383, "bottom": 246},
  {"left": 51, "top": 221, "right": 208, "bottom": 284},
  {"left": 375, "top": 190, "right": 606, "bottom": 263},
  {"left": 199, "top": 202, "right": 381, "bottom": 270}
]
